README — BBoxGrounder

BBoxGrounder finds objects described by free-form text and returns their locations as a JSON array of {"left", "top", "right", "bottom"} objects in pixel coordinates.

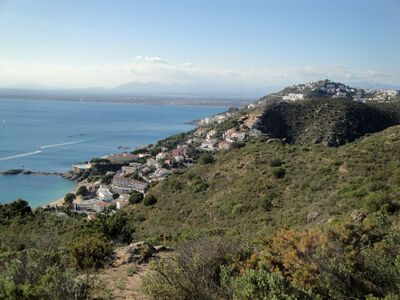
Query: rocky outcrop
[{"left": 0, "top": 169, "right": 24, "bottom": 175}]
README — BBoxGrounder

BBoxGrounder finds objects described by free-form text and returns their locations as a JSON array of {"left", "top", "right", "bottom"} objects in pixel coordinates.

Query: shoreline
[{"left": 0, "top": 96, "right": 242, "bottom": 107}]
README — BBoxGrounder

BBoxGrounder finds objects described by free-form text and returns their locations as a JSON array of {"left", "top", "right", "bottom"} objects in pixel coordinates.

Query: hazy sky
[{"left": 0, "top": 0, "right": 399, "bottom": 89}]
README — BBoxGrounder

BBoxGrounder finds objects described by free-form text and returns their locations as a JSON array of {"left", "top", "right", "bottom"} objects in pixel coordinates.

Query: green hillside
[
  {"left": 126, "top": 125, "right": 400, "bottom": 243},
  {"left": 256, "top": 99, "right": 398, "bottom": 146}
]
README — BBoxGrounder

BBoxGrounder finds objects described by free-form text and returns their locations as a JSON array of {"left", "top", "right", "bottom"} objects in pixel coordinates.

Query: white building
[
  {"left": 282, "top": 93, "right": 304, "bottom": 101},
  {"left": 156, "top": 152, "right": 168, "bottom": 161},
  {"left": 97, "top": 186, "right": 113, "bottom": 201}
]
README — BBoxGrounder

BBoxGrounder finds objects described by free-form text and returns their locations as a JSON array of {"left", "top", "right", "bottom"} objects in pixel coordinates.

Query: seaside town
[{"left": 61, "top": 107, "right": 264, "bottom": 218}]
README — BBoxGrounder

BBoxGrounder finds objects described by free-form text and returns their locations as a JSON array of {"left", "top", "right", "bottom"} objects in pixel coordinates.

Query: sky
[{"left": 0, "top": 0, "right": 399, "bottom": 92}]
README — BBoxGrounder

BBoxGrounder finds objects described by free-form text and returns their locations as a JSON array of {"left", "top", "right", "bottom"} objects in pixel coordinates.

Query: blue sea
[{"left": 0, "top": 99, "right": 225, "bottom": 207}]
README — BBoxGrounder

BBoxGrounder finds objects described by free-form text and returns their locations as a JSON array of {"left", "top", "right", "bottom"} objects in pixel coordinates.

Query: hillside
[
  {"left": 3, "top": 81, "right": 400, "bottom": 299},
  {"left": 123, "top": 125, "right": 400, "bottom": 243},
  {"left": 256, "top": 79, "right": 400, "bottom": 104},
  {"left": 255, "top": 99, "right": 398, "bottom": 146}
]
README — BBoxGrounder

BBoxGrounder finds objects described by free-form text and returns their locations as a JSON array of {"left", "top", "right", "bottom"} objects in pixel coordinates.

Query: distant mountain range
[
  {"left": 0, "top": 81, "right": 274, "bottom": 106},
  {"left": 1, "top": 79, "right": 399, "bottom": 106}
]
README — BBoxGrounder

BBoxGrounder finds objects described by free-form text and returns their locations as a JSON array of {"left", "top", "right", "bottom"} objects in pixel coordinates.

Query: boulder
[
  {"left": 350, "top": 210, "right": 366, "bottom": 222},
  {"left": 307, "top": 211, "right": 319, "bottom": 223}
]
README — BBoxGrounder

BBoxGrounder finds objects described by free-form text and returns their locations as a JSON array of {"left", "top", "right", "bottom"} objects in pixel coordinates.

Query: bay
[{"left": 0, "top": 99, "right": 225, "bottom": 207}]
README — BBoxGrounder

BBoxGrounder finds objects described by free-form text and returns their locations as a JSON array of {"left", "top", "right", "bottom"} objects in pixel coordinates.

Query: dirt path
[{"left": 98, "top": 247, "right": 152, "bottom": 300}]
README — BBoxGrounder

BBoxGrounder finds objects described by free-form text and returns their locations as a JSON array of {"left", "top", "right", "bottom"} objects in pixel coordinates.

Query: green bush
[
  {"left": 70, "top": 233, "right": 112, "bottom": 270},
  {"left": 271, "top": 167, "right": 286, "bottom": 179},
  {"left": 142, "top": 237, "right": 241, "bottom": 300},
  {"left": 0, "top": 250, "right": 93, "bottom": 300},
  {"left": 76, "top": 185, "right": 89, "bottom": 196},
  {"left": 129, "top": 191, "right": 144, "bottom": 204},
  {"left": 144, "top": 195, "right": 157, "bottom": 206},
  {"left": 0, "top": 199, "right": 31, "bottom": 224},
  {"left": 198, "top": 152, "right": 214, "bottom": 164},
  {"left": 64, "top": 193, "right": 76, "bottom": 207},
  {"left": 221, "top": 265, "right": 310, "bottom": 300},
  {"left": 364, "top": 192, "right": 392, "bottom": 213},
  {"left": 269, "top": 158, "right": 284, "bottom": 167}
]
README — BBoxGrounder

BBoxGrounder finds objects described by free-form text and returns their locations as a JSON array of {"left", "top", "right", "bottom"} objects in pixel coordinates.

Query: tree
[
  {"left": 198, "top": 152, "right": 214, "bottom": 164},
  {"left": 129, "top": 191, "right": 144, "bottom": 204},
  {"left": 144, "top": 195, "right": 157, "bottom": 206},
  {"left": 64, "top": 193, "right": 76, "bottom": 207},
  {"left": 70, "top": 233, "right": 112, "bottom": 270},
  {"left": 271, "top": 167, "right": 286, "bottom": 179},
  {"left": 76, "top": 185, "right": 88, "bottom": 197}
]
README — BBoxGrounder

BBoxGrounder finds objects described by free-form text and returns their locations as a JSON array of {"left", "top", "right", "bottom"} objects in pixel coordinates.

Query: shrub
[
  {"left": 0, "top": 199, "right": 32, "bottom": 223},
  {"left": 220, "top": 265, "right": 310, "bottom": 300},
  {"left": 198, "top": 153, "right": 214, "bottom": 164},
  {"left": 102, "top": 210, "right": 135, "bottom": 243},
  {"left": 0, "top": 250, "right": 93, "bottom": 300},
  {"left": 70, "top": 233, "right": 113, "bottom": 270},
  {"left": 129, "top": 191, "right": 144, "bottom": 204},
  {"left": 271, "top": 167, "right": 286, "bottom": 179},
  {"left": 142, "top": 237, "right": 241, "bottom": 299},
  {"left": 269, "top": 158, "right": 284, "bottom": 167},
  {"left": 364, "top": 192, "right": 392, "bottom": 213},
  {"left": 101, "top": 174, "right": 114, "bottom": 184},
  {"left": 144, "top": 195, "right": 157, "bottom": 206}
]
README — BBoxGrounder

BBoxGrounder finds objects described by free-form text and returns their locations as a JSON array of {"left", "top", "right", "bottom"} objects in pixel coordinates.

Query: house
[
  {"left": 97, "top": 186, "right": 113, "bottom": 201},
  {"left": 171, "top": 146, "right": 184, "bottom": 157},
  {"left": 194, "top": 127, "right": 207, "bottom": 137},
  {"left": 206, "top": 129, "right": 217, "bottom": 140},
  {"left": 112, "top": 176, "right": 148, "bottom": 193},
  {"left": 282, "top": 93, "right": 304, "bottom": 101},
  {"left": 173, "top": 155, "right": 185, "bottom": 163},
  {"left": 121, "top": 166, "right": 137, "bottom": 175},
  {"left": 150, "top": 168, "right": 171, "bottom": 180},
  {"left": 218, "top": 140, "right": 233, "bottom": 150},
  {"left": 76, "top": 199, "right": 111, "bottom": 213},
  {"left": 116, "top": 199, "right": 129, "bottom": 210},
  {"left": 73, "top": 163, "right": 92, "bottom": 170},
  {"left": 199, "top": 139, "right": 218, "bottom": 151},
  {"left": 224, "top": 129, "right": 247, "bottom": 142},
  {"left": 156, "top": 152, "right": 168, "bottom": 161},
  {"left": 146, "top": 158, "right": 157, "bottom": 167},
  {"left": 94, "top": 201, "right": 112, "bottom": 212}
]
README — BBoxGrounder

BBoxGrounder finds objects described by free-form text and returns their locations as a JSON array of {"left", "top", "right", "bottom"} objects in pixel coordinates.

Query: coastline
[{"left": 0, "top": 100, "right": 227, "bottom": 208}]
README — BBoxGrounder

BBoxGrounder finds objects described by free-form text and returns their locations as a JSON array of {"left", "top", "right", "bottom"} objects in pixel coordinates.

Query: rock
[
  {"left": 126, "top": 242, "right": 156, "bottom": 264},
  {"left": 0, "top": 169, "right": 24, "bottom": 175},
  {"left": 154, "top": 245, "right": 172, "bottom": 252},
  {"left": 350, "top": 210, "right": 366, "bottom": 222},
  {"left": 307, "top": 211, "right": 319, "bottom": 223}
]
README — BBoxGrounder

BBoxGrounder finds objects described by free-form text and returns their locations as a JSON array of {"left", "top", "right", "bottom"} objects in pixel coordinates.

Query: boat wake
[
  {"left": 0, "top": 150, "right": 42, "bottom": 161},
  {"left": 39, "top": 140, "right": 83, "bottom": 149}
]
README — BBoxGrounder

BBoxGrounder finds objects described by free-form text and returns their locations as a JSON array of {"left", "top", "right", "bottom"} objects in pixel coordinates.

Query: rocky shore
[{"left": 0, "top": 168, "right": 64, "bottom": 176}]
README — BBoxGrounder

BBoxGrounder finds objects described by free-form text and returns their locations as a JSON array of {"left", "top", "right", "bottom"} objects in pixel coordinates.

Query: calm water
[{"left": 0, "top": 99, "right": 225, "bottom": 207}]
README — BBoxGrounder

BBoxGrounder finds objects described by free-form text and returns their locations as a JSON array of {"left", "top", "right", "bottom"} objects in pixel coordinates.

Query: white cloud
[
  {"left": 135, "top": 55, "right": 167, "bottom": 64},
  {"left": 0, "top": 59, "right": 398, "bottom": 90}
]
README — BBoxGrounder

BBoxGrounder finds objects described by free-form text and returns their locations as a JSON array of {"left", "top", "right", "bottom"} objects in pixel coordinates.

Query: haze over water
[{"left": 0, "top": 99, "right": 225, "bottom": 206}]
